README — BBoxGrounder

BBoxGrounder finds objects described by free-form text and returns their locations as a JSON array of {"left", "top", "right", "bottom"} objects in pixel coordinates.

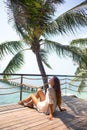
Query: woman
[{"left": 18, "top": 76, "right": 66, "bottom": 120}]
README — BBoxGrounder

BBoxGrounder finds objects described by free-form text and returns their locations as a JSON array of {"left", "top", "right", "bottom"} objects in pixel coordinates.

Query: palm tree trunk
[{"left": 35, "top": 52, "right": 48, "bottom": 93}]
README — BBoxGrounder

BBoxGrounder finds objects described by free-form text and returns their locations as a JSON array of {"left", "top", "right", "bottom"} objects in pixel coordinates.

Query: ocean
[{"left": 0, "top": 76, "right": 87, "bottom": 106}]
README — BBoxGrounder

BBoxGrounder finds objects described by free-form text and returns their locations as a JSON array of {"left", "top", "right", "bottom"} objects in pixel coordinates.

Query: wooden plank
[
  {"left": 30, "top": 118, "right": 69, "bottom": 130},
  {"left": 1, "top": 112, "right": 47, "bottom": 130},
  {"left": 0, "top": 109, "right": 36, "bottom": 125},
  {"left": 11, "top": 115, "right": 48, "bottom": 130},
  {"left": 0, "top": 96, "right": 87, "bottom": 130},
  {"left": 0, "top": 109, "right": 39, "bottom": 128},
  {"left": 0, "top": 104, "right": 24, "bottom": 113},
  {"left": 67, "top": 118, "right": 87, "bottom": 130},
  {"left": 26, "top": 119, "right": 59, "bottom": 130}
]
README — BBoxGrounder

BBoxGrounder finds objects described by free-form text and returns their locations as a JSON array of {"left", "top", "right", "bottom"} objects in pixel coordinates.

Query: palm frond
[
  {"left": 7, "top": 0, "right": 87, "bottom": 38},
  {"left": 69, "top": 0, "right": 87, "bottom": 11},
  {"left": 58, "top": 12, "right": 87, "bottom": 32},
  {"left": 44, "top": 40, "right": 81, "bottom": 59},
  {"left": 0, "top": 41, "right": 23, "bottom": 59},
  {"left": 78, "top": 79, "right": 85, "bottom": 93},
  {"left": 7, "top": 0, "right": 53, "bottom": 26},
  {"left": 45, "top": 0, "right": 64, "bottom": 4},
  {"left": 45, "top": 21, "right": 59, "bottom": 36},
  {"left": 45, "top": 1, "right": 87, "bottom": 35},
  {"left": 7, "top": 0, "right": 64, "bottom": 38},
  {"left": 40, "top": 49, "right": 52, "bottom": 69},
  {"left": 14, "top": 23, "right": 30, "bottom": 42},
  {"left": 69, "top": 70, "right": 87, "bottom": 93},
  {"left": 47, "top": 40, "right": 87, "bottom": 69},
  {"left": 69, "top": 71, "right": 86, "bottom": 86},
  {"left": 69, "top": 76, "right": 86, "bottom": 93},
  {"left": 70, "top": 38, "right": 87, "bottom": 47},
  {"left": 3, "top": 51, "right": 24, "bottom": 78},
  {"left": 75, "top": 67, "right": 83, "bottom": 75}
]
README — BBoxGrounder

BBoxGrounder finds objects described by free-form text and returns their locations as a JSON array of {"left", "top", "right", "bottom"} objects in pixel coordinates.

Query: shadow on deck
[{"left": 0, "top": 96, "right": 87, "bottom": 130}]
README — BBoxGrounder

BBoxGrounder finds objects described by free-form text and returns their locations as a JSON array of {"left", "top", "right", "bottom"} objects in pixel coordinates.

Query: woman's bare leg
[
  {"left": 18, "top": 88, "right": 45, "bottom": 106},
  {"left": 23, "top": 88, "right": 45, "bottom": 107},
  {"left": 35, "top": 88, "right": 45, "bottom": 101},
  {"left": 18, "top": 94, "right": 38, "bottom": 106}
]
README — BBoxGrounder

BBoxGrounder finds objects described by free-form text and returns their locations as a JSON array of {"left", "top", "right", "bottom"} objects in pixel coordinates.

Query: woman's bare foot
[
  {"left": 24, "top": 102, "right": 33, "bottom": 108},
  {"left": 18, "top": 101, "right": 24, "bottom": 105}
]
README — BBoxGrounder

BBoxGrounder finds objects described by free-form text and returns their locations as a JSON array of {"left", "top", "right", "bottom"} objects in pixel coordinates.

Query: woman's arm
[{"left": 47, "top": 104, "right": 53, "bottom": 120}]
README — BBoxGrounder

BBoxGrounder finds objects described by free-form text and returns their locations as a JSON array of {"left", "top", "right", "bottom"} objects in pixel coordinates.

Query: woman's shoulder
[{"left": 47, "top": 87, "right": 56, "bottom": 97}]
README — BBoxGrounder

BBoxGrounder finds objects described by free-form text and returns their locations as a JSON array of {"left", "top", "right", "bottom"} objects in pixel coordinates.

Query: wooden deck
[{"left": 0, "top": 96, "right": 87, "bottom": 130}]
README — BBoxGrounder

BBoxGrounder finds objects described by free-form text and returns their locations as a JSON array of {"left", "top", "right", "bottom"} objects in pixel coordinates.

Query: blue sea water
[
  {"left": 60, "top": 77, "right": 87, "bottom": 100},
  {"left": 0, "top": 81, "right": 36, "bottom": 106},
  {"left": 0, "top": 76, "right": 87, "bottom": 106}
]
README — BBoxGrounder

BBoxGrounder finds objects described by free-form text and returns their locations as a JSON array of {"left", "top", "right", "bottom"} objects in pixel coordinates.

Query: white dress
[{"left": 37, "top": 87, "right": 57, "bottom": 114}]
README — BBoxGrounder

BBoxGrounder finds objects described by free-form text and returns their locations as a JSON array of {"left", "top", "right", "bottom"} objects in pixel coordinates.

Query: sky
[{"left": 0, "top": 0, "right": 87, "bottom": 75}]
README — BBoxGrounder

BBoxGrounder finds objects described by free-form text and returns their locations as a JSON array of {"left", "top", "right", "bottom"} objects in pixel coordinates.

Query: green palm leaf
[
  {"left": 69, "top": 37, "right": 87, "bottom": 93},
  {"left": 46, "top": 1, "right": 87, "bottom": 35},
  {"left": 69, "top": 71, "right": 86, "bottom": 85},
  {"left": 3, "top": 51, "right": 24, "bottom": 78},
  {"left": 44, "top": 39, "right": 86, "bottom": 63},
  {"left": 40, "top": 49, "right": 52, "bottom": 69},
  {"left": 70, "top": 0, "right": 87, "bottom": 10},
  {"left": 4, "top": 0, "right": 87, "bottom": 88},
  {"left": 70, "top": 39, "right": 87, "bottom": 67},
  {"left": 69, "top": 75, "right": 86, "bottom": 93},
  {"left": 78, "top": 79, "right": 85, "bottom": 93},
  {"left": 0, "top": 41, "right": 23, "bottom": 59},
  {"left": 70, "top": 38, "right": 87, "bottom": 47}
]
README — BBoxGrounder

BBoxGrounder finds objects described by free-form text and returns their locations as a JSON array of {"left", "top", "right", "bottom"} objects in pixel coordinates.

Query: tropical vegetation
[
  {"left": 69, "top": 38, "right": 87, "bottom": 92},
  {"left": 1, "top": 0, "right": 87, "bottom": 89}
]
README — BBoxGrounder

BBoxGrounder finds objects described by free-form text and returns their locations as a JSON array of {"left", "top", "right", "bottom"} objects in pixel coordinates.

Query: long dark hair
[{"left": 53, "top": 76, "right": 62, "bottom": 107}]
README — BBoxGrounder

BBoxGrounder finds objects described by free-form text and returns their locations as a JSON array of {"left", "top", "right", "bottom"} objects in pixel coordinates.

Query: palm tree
[
  {"left": 1, "top": 0, "right": 87, "bottom": 90},
  {"left": 69, "top": 38, "right": 87, "bottom": 92}
]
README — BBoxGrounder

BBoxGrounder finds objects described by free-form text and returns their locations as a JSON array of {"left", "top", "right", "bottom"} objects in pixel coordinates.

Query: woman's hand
[{"left": 59, "top": 106, "right": 66, "bottom": 111}]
